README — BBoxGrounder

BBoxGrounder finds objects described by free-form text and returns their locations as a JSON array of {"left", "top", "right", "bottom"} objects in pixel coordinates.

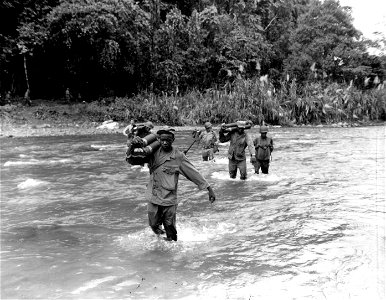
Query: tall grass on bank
[{"left": 38, "top": 79, "right": 386, "bottom": 126}]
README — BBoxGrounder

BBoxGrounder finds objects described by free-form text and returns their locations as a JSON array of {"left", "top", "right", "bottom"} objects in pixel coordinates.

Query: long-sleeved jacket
[
  {"left": 199, "top": 131, "right": 217, "bottom": 149},
  {"left": 146, "top": 147, "right": 209, "bottom": 206},
  {"left": 219, "top": 130, "right": 255, "bottom": 161},
  {"left": 253, "top": 136, "right": 273, "bottom": 160}
]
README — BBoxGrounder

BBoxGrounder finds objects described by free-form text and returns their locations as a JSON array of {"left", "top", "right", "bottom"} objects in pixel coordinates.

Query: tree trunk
[{"left": 24, "top": 54, "right": 30, "bottom": 91}]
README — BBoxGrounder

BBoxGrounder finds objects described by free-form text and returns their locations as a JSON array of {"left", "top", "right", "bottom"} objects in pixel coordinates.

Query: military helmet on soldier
[
  {"left": 259, "top": 125, "right": 268, "bottom": 133},
  {"left": 204, "top": 122, "right": 212, "bottom": 129}
]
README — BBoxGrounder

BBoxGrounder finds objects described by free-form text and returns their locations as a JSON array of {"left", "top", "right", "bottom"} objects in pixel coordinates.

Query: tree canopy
[{"left": 1, "top": 0, "right": 385, "bottom": 99}]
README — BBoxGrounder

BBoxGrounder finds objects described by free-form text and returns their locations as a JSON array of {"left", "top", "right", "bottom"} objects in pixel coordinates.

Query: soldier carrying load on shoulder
[
  {"left": 219, "top": 120, "right": 256, "bottom": 180},
  {"left": 125, "top": 126, "right": 216, "bottom": 242}
]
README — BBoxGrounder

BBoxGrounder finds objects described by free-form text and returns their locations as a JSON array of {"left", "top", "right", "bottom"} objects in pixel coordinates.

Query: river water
[{"left": 1, "top": 126, "right": 385, "bottom": 300}]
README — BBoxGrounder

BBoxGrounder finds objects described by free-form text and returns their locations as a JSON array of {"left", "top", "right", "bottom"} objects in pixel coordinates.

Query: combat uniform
[
  {"left": 199, "top": 130, "right": 218, "bottom": 161},
  {"left": 146, "top": 147, "right": 209, "bottom": 241},
  {"left": 253, "top": 136, "right": 273, "bottom": 174},
  {"left": 219, "top": 130, "right": 255, "bottom": 180}
]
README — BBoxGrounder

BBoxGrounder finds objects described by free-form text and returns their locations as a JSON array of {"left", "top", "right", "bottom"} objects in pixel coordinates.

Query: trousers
[
  {"left": 201, "top": 148, "right": 214, "bottom": 161},
  {"left": 148, "top": 203, "right": 177, "bottom": 241},
  {"left": 228, "top": 159, "right": 247, "bottom": 180},
  {"left": 253, "top": 159, "right": 270, "bottom": 174}
]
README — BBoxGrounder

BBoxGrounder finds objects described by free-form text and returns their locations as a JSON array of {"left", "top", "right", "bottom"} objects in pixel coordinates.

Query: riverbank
[
  {"left": 0, "top": 102, "right": 384, "bottom": 138},
  {"left": 0, "top": 103, "right": 192, "bottom": 138}
]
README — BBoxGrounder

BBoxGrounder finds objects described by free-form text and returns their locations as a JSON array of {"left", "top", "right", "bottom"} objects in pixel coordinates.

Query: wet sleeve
[
  {"left": 178, "top": 154, "right": 210, "bottom": 190},
  {"left": 246, "top": 133, "right": 255, "bottom": 156}
]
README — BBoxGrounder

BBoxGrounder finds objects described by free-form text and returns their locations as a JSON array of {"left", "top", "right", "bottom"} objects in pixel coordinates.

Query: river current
[{"left": 1, "top": 126, "right": 385, "bottom": 300}]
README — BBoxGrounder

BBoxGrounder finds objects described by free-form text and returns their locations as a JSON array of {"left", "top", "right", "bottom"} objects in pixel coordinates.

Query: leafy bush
[{"left": 88, "top": 79, "right": 385, "bottom": 126}]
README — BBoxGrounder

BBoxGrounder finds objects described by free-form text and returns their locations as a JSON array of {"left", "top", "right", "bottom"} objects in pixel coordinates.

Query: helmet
[
  {"left": 144, "top": 121, "right": 154, "bottom": 129},
  {"left": 259, "top": 125, "right": 268, "bottom": 133},
  {"left": 204, "top": 122, "right": 212, "bottom": 129}
]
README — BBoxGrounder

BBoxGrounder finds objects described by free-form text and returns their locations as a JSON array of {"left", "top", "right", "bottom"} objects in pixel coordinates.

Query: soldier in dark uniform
[
  {"left": 219, "top": 121, "right": 256, "bottom": 180},
  {"left": 253, "top": 125, "right": 274, "bottom": 174}
]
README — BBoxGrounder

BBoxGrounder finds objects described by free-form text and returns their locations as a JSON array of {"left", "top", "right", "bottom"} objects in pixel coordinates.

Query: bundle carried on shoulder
[
  {"left": 222, "top": 120, "right": 253, "bottom": 132},
  {"left": 126, "top": 133, "right": 160, "bottom": 165}
]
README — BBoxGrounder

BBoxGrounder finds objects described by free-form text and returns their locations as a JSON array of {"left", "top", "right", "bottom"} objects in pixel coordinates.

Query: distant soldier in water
[
  {"left": 219, "top": 121, "right": 256, "bottom": 180},
  {"left": 123, "top": 120, "right": 136, "bottom": 141},
  {"left": 142, "top": 127, "right": 216, "bottom": 241},
  {"left": 197, "top": 122, "right": 218, "bottom": 161},
  {"left": 252, "top": 125, "right": 274, "bottom": 174}
]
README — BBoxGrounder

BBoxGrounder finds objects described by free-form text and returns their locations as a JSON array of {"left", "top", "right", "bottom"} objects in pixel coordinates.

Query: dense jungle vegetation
[{"left": 1, "top": 0, "right": 385, "bottom": 125}]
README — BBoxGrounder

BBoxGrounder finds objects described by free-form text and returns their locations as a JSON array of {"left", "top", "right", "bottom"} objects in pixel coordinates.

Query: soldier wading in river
[
  {"left": 140, "top": 127, "right": 216, "bottom": 241},
  {"left": 219, "top": 121, "right": 256, "bottom": 180},
  {"left": 197, "top": 122, "right": 219, "bottom": 161},
  {"left": 253, "top": 125, "right": 274, "bottom": 174}
]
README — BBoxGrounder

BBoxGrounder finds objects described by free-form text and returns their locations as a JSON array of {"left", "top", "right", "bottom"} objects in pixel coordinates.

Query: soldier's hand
[
  {"left": 219, "top": 123, "right": 226, "bottom": 133},
  {"left": 132, "top": 136, "right": 143, "bottom": 145},
  {"left": 208, "top": 186, "right": 216, "bottom": 203},
  {"left": 192, "top": 129, "right": 199, "bottom": 138},
  {"left": 250, "top": 155, "right": 257, "bottom": 163}
]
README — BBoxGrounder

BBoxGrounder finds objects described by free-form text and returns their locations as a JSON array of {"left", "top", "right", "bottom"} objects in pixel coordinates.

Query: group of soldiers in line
[
  {"left": 124, "top": 120, "right": 273, "bottom": 242},
  {"left": 192, "top": 121, "right": 274, "bottom": 178}
]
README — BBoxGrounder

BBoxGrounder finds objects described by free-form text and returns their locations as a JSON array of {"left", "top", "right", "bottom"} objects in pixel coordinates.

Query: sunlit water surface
[{"left": 1, "top": 126, "right": 385, "bottom": 300}]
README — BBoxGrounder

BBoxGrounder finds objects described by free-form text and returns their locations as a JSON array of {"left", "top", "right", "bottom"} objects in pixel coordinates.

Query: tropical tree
[
  {"left": 1, "top": 0, "right": 59, "bottom": 96},
  {"left": 0, "top": 0, "right": 384, "bottom": 101},
  {"left": 284, "top": 0, "right": 363, "bottom": 83},
  {"left": 17, "top": 0, "right": 151, "bottom": 98}
]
